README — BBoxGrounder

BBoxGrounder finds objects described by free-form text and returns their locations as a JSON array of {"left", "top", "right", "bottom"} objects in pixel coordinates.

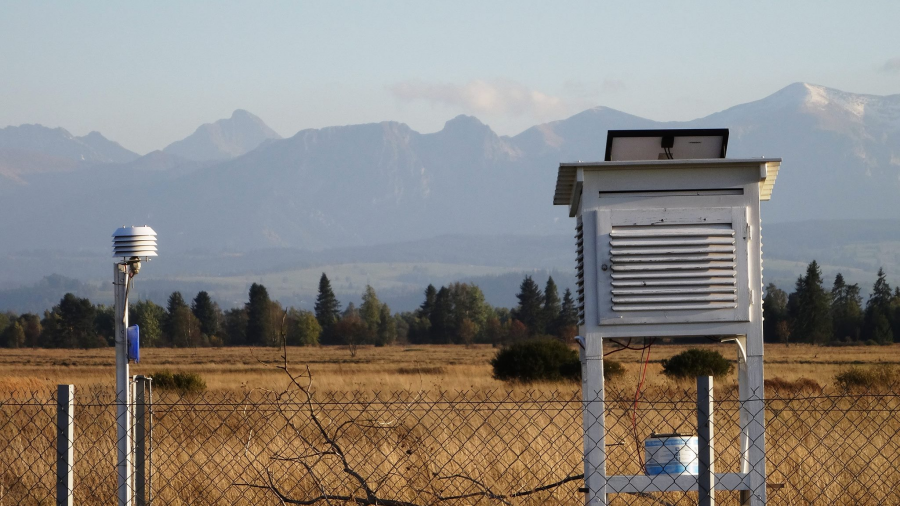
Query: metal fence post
[
  {"left": 135, "top": 376, "right": 152, "bottom": 506},
  {"left": 56, "top": 384, "right": 75, "bottom": 506},
  {"left": 698, "top": 376, "right": 715, "bottom": 506}
]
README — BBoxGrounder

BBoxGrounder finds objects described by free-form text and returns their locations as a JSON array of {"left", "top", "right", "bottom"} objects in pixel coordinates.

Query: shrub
[
  {"left": 835, "top": 364, "right": 896, "bottom": 391},
  {"left": 661, "top": 348, "right": 733, "bottom": 380},
  {"left": 150, "top": 370, "right": 206, "bottom": 393},
  {"left": 492, "top": 339, "right": 580, "bottom": 383},
  {"left": 490, "top": 338, "right": 622, "bottom": 383}
]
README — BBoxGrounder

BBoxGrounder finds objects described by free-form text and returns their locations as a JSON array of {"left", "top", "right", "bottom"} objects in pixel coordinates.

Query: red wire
[{"left": 632, "top": 338, "right": 653, "bottom": 468}]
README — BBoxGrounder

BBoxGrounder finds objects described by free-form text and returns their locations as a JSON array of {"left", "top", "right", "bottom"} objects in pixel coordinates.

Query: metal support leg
[
  {"left": 56, "top": 384, "right": 75, "bottom": 506},
  {"left": 582, "top": 336, "right": 607, "bottom": 506},
  {"left": 115, "top": 263, "right": 133, "bottom": 506},
  {"left": 745, "top": 354, "right": 767, "bottom": 505},
  {"left": 698, "top": 376, "right": 715, "bottom": 506},
  {"left": 135, "top": 376, "right": 151, "bottom": 506}
]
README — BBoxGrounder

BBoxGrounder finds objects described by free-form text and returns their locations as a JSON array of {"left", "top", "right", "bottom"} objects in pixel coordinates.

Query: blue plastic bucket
[{"left": 644, "top": 435, "right": 699, "bottom": 475}]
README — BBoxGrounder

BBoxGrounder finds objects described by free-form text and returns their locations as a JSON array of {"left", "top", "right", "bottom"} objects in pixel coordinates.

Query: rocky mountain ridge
[{"left": 1, "top": 82, "right": 899, "bottom": 255}]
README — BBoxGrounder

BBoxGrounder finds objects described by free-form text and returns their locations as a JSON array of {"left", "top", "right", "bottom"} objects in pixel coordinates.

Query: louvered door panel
[
  {"left": 575, "top": 216, "right": 585, "bottom": 325},
  {"left": 597, "top": 207, "right": 750, "bottom": 325},
  {"left": 610, "top": 224, "right": 737, "bottom": 311}
]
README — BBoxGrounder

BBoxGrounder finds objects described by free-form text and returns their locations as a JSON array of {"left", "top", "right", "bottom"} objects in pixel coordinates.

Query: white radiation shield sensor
[{"left": 112, "top": 226, "right": 158, "bottom": 258}]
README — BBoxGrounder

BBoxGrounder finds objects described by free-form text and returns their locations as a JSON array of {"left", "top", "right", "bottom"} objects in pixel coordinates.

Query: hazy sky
[{"left": 2, "top": 1, "right": 899, "bottom": 154}]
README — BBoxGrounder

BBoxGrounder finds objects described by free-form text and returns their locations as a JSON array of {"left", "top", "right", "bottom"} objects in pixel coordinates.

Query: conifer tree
[
  {"left": 542, "top": 276, "right": 561, "bottom": 336},
  {"left": 868, "top": 268, "right": 893, "bottom": 313},
  {"left": 763, "top": 283, "right": 788, "bottom": 343},
  {"left": 223, "top": 308, "right": 248, "bottom": 346},
  {"left": 166, "top": 291, "right": 201, "bottom": 347},
  {"left": 560, "top": 288, "right": 579, "bottom": 327},
  {"left": 343, "top": 302, "right": 359, "bottom": 319},
  {"left": 53, "top": 293, "right": 100, "bottom": 348},
  {"left": 864, "top": 268, "right": 894, "bottom": 344},
  {"left": 245, "top": 283, "right": 273, "bottom": 346},
  {"left": 191, "top": 291, "right": 219, "bottom": 337},
  {"left": 429, "top": 287, "right": 454, "bottom": 343},
  {"left": 418, "top": 284, "right": 437, "bottom": 320},
  {"left": 314, "top": 273, "right": 342, "bottom": 330},
  {"left": 831, "top": 274, "right": 862, "bottom": 342},
  {"left": 790, "top": 261, "right": 832, "bottom": 344},
  {"left": 512, "top": 276, "right": 544, "bottom": 336}
]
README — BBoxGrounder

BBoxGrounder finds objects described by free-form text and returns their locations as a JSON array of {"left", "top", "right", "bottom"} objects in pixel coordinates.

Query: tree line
[
  {"left": 0, "top": 273, "right": 578, "bottom": 349},
  {"left": 10, "top": 260, "right": 894, "bottom": 349},
  {"left": 764, "top": 261, "right": 900, "bottom": 345}
]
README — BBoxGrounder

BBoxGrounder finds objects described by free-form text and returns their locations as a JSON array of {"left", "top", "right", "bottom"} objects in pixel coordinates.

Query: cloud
[
  {"left": 882, "top": 57, "right": 900, "bottom": 73},
  {"left": 389, "top": 79, "right": 568, "bottom": 118}
]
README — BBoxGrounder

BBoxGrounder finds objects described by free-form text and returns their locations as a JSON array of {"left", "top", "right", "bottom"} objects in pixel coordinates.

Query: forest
[
  {"left": 0, "top": 273, "right": 579, "bottom": 350},
  {"left": 1, "top": 262, "right": 899, "bottom": 349}
]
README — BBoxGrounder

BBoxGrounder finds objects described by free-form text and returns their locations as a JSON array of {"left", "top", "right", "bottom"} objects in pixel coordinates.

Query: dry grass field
[
  {"left": 1, "top": 342, "right": 898, "bottom": 394},
  {"left": 3, "top": 343, "right": 900, "bottom": 505}
]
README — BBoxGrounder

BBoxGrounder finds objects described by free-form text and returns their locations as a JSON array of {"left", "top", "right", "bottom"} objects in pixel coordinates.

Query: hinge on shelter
[{"left": 744, "top": 209, "right": 751, "bottom": 241}]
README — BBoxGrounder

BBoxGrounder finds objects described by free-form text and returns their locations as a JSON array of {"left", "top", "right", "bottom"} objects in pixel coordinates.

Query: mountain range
[
  {"left": 1, "top": 82, "right": 899, "bottom": 311},
  {"left": 162, "top": 109, "right": 282, "bottom": 161}
]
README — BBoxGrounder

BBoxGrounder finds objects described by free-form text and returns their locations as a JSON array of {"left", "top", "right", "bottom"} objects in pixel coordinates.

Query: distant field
[{"left": 2, "top": 343, "right": 898, "bottom": 394}]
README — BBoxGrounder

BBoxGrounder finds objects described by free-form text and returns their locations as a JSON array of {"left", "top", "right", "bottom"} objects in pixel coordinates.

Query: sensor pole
[
  {"left": 111, "top": 226, "right": 157, "bottom": 506},
  {"left": 114, "top": 262, "right": 133, "bottom": 506}
]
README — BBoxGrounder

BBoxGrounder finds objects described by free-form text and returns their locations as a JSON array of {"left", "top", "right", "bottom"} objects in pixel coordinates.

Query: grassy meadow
[
  {"left": 1, "top": 342, "right": 898, "bottom": 395},
  {"left": 3, "top": 344, "right": 900, "bottom": 505}
]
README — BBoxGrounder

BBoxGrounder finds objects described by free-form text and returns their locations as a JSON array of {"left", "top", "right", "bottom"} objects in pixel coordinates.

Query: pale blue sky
[{"left": 2, "top": 1, "right": 898, "bottom": 154}]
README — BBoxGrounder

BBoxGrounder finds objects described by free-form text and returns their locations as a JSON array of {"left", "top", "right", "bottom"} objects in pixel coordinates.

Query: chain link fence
[{"left": 2, "top": 384, "right": 900, "bottom": 505}]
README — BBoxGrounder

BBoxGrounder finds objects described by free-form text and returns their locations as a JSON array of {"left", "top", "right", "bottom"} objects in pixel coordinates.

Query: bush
[
  {"left": 490, "top": 338, "right": 622, "bottom": 383},
  {"left": 492, "top": 339, "right": 579, "bottom": 383},
  {"left": 150, "top": 370, "right": 207, "bottom": 393},
  {"left": 835, "top": 364, "right": 896, "bottom": 391},
  {"left": 661, "top": 348, "right": 733, "bottom": 380}
]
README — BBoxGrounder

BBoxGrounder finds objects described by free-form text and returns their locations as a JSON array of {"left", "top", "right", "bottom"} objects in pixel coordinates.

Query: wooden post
[
  {"left": 134, "top": 376, "right": 151, "bottom": 506},
  {"left": 56, "top": 384, "right": 74, "bottom": 506},
  {"left": 698, "top": 376, "right": 715, "bottom": 506}
]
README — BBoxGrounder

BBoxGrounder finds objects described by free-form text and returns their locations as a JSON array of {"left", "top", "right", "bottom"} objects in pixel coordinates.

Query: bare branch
[{"left": 238, "top": 342, "right": 587, "bottom": 506}]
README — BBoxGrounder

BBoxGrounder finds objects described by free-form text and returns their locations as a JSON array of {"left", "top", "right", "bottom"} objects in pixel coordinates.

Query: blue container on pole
[{"left": 127, "top": 325, "right": 140, "bottom": 363}]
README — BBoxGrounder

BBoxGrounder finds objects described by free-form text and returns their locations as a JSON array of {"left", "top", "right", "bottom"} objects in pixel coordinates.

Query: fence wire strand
[{"left": 2, "top": 386, "right": 900, "bottom": 505}]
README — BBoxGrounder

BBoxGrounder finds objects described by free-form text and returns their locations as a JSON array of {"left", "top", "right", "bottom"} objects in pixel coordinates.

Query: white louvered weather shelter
[{"left": 554, "top": 129, "right": 780, "bottom": 506}]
